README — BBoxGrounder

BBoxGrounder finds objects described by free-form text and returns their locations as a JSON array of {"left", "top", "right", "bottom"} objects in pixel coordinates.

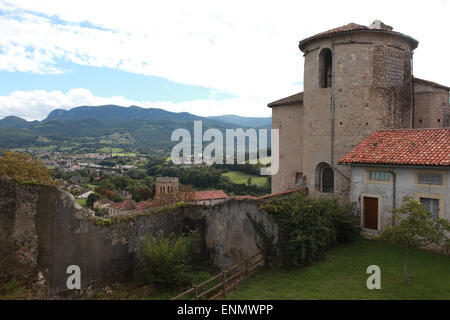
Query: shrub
[
  {"left": 261, "top": 192, "right": 359, "bottom": 267},
  {"left": 138, "top": 232, "right": 195, "bottom": 288},
  {"left": 0, "top": 277, "right": 19, "bottom": 295}
]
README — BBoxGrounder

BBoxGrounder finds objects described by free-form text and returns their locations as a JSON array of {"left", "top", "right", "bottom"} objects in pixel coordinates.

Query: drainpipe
[
  {"left": 411, "top": 52, "right": 415, "bottom": 129},
  {"left": 330, "top": 39, "right": 335, "bottom": 166},
  {"left": 388, "top": 170, "right": 396, "bottom": 227}
]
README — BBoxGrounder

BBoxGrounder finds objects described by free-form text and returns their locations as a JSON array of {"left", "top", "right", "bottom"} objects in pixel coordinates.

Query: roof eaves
[
  {"left": 267, "top": 92, "right": 303, "bottom": 108},
  {"left": 299, "top": 28, "right": 419, "bottom": 52}
]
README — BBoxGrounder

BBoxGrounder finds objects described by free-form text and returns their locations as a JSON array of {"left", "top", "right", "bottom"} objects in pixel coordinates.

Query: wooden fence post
[
  {"left": 194, "top": 285, "right": 199, "bottom": 300},
  {"left": 222, "top": 271, "right": 227, "bottom": 298},
  {"left": 245, "top": 260, "right": 249, "bottom": 280}
]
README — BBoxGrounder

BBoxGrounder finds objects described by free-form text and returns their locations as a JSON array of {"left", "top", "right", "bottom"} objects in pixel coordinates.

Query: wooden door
[{"left": 363, "top": 197, "right": 378, "bottom": 230}]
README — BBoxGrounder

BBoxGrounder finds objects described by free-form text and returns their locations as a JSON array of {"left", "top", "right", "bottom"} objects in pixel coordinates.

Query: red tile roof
[
  {"left": 135, "top": 200, "right": 153, "bottom": 210},
  {"left": 110, "top": 199, "right": 136, "bottom": 210},
  {"left": 312, "top": 23, "right": 368, "bottom": 37},
  {"left": 193, "top": 190, "right": 228, "bottom": 200},
  {"left": 268, "top": 92, "right": 303, "bottom": 108},
  {"left": 339, "top": 128, "right": 450, "bottom": 167},
  {"left": 299, "top": 22, "right": 418, "bottom": 51},
  {"left": 96, "top": 198, "right": 112, "bottom": 205},
  {"left": 181, "top": 190, "right": 228, "bottom": 201}
]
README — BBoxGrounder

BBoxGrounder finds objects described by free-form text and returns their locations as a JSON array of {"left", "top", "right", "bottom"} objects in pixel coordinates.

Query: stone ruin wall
[{"left": 0, "top": 178, "right": 277, "bottom": 297}]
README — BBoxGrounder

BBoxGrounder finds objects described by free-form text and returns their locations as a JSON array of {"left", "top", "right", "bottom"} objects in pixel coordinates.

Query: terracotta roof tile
[
  {"left": 312, "top": 23, "right": 368, "bottom": 38},
  {"left": 299, "top": 21, "right": 418, "bottom": 51},
  {"left": 339, "top": 128, "right": 450, "bottom": 167},
  {"left": 193, "top": 190, "right": 228, "bottom": 200},
  {"left": 96, "top": 198, "right": 112, "bottom": 205},
  {"left": 135, "top": 200, "right": 153, "bottom": 209},
  {"left": 110, "top": 199, "right": 136, "bottom": 210},
  {"left": 181, "top": 190, "right": 228, "bottom": 201}
]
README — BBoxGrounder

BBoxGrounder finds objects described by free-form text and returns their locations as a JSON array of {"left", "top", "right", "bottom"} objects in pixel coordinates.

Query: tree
[
  {"left": 86, "top": 193, "right": 101, "bottom": 208},
  {"left": 378, "top": 197, "right": 450, "bottom": 283},
  {"left": 0, "top": 150, "right": 55, "bottom": 185}
]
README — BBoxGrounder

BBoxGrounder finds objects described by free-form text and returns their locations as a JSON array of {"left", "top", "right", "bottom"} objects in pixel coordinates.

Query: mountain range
[{"left": 0, "top": 105, "right": 271, "bottom": 153}]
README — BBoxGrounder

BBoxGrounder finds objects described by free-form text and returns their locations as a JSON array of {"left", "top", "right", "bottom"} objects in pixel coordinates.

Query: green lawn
[
  {"left": 75, "top": 198, "right": 86, "bottom": 206},
  {"left": 226, "top": 239, "right": 450, "bottom": 300},
  {"left": 222, "top": 171, "right": 269, "bottom": 188}
]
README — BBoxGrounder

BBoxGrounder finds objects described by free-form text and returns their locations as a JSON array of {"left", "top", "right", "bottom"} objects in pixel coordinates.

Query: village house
[
  {"left": 181, "top": 190, "right": 228, "bottom": 206},
  {"left": 108, "top": 199, "right": 136, "bottom": 216},
  {"left": 106, "top": 177, "right": 229, "bottom": 216},
  {"left": 105, "top": 199, "right": 153, "bottom": 217},
  {"left": 153, "top": 176, "right": 228, "bottom": 207},
  {"left": 93, "top": 198, "right": 113, "bottom": 209},
  {"left": 339, "top": 128, "right": 450, "bottom": 233}
]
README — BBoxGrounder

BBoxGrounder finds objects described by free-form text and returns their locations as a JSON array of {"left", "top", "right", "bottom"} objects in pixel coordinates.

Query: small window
[
  {"left": 369, "top": 171, "right": 390, "bottom": 181},
  {"left": 420, "top": 198, "right": 440, "bottom": 219},
  {"left": 319, "top": 48, "right": 332, "bottom": 88},
  {"left": 315, "top": 162, "right": 334, "bottom": 193},
  {"left": 321, "top": 166, "right": 334, "bottom": 193},
  {"left": 418, "top": 173, "right": 443, "bottom": 185}
]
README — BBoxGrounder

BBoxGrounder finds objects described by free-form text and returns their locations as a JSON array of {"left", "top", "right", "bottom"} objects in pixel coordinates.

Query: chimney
[{"left": 368, "top": 20, "right": 393, "bottom": 31}]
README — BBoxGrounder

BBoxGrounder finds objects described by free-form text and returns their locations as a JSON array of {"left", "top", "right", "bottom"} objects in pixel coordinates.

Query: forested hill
[{"left": 0, "top": 105, "right": 271, "bottom": 154}]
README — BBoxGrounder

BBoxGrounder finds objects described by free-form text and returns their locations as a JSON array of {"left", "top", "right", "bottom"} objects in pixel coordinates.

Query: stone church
[{"left": 269, "top": 20, "right": 450, "bottom": 201}]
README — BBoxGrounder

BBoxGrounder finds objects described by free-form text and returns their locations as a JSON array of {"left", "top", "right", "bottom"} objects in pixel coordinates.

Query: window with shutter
[{"left": 420, "top": 197, "right": 440, "bottom": 219}]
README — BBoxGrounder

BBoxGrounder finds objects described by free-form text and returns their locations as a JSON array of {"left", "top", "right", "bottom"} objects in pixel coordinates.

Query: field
[
  {"left": 222, "top": 170, "right": 269, "bottom": 188},
  {"left": 97, "top": 147, "right": 124, "bottom": 153},
  {"left": 227, "top": 239, "right": 450, "bottom": 300}
]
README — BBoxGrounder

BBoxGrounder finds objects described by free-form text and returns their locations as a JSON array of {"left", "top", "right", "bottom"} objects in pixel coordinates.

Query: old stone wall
[
  {"left": 0, "top": 178, "right": 277, "bottom": 297},
  {"left": 301, "top": 32, "right": 414, "bottom": 201},
  {"left": 271, "top": 103, "right": 303, "bottom": 193},
  {"left": 413, "top": 80, "right": 450, "bottom": 128}
]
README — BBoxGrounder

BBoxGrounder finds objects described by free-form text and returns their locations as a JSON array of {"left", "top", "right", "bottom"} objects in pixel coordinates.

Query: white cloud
[
  {"left": 0, "top": 88, "right": 270, "bottom": 121},
  {"left": 0, "top": 0, "right": 449, "bottom": 120}
]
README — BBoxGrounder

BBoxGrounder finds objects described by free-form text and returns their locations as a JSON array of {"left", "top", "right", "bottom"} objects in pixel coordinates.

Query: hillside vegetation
[{"left": 0, "top": 105, "right": 271, "bottom": 154}]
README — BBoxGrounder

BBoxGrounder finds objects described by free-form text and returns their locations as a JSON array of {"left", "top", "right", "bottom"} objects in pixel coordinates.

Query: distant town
[{"left": 25, "top": 148, "right": 271, "bottom": 218}]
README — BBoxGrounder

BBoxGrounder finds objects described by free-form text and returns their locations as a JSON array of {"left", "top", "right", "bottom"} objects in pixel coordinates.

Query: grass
[
  {"left": 112, "top": 152, "right": 136, "bottom": 157},
  {"left": 86, "top": 184, "right": 97, "bottom": 190},
  {"left": 0, "top": 278, "right": 34, "bottom": 300},
  {"left": 226, "top": 239, "right": 450, "bottom": 300},
  {"left": 97, "top": 147, "right": 124, "bottom": 153},
  {"left": 222, "top": 170, "right": 269, "bottom": 188},
  {"left": 75, "top": 198, "right": 87, "bottom": 206}
]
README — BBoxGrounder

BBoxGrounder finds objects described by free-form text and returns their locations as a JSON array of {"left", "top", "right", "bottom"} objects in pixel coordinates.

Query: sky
[{"left": 0, "top": 0, "right": 449, "bottom": 121}]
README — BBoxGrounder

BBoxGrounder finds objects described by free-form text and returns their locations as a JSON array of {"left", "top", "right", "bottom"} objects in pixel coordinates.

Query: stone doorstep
[{"left": 360, "top": 228, "right": 379, "bottom": 239}]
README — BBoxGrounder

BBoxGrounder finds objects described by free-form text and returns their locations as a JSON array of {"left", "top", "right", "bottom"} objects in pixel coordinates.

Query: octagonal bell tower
[{"left": 299, "top": 21, "right": 418, "bottom": 200}]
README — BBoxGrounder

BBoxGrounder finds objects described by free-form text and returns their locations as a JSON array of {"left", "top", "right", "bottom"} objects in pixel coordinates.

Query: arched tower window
[
  {"left": 319, "top": 48, "right": 332, "bottom": 88},
  {"left": 315, "top": 162, "right": 334, "bottom": 193}
]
